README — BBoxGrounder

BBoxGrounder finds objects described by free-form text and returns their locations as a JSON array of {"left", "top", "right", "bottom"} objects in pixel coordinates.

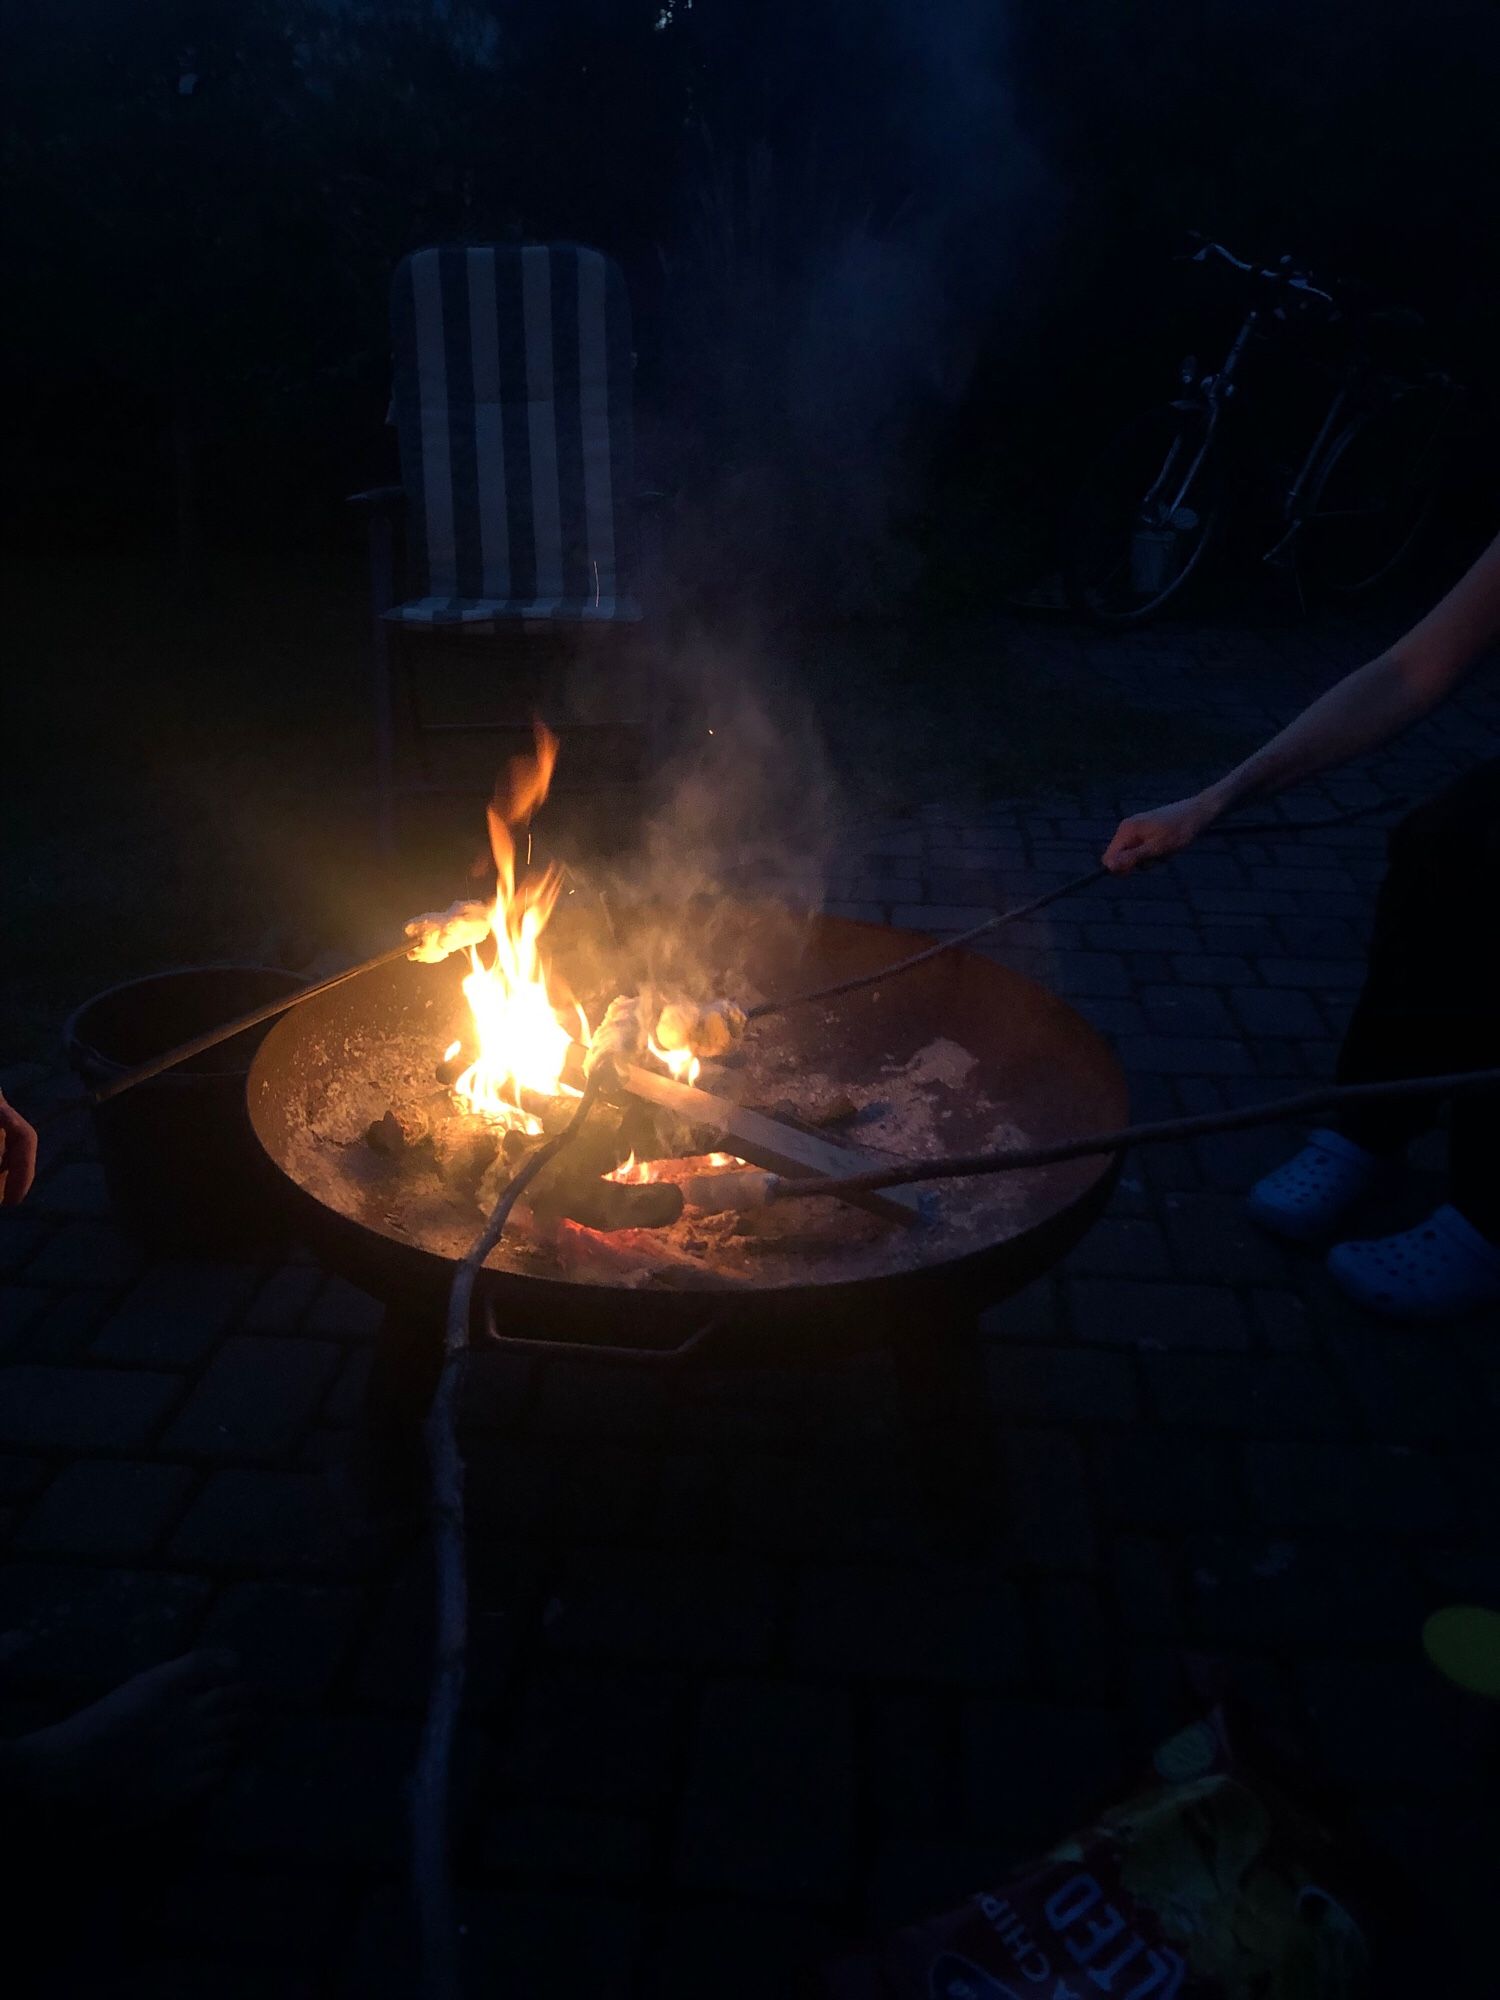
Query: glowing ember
[{"left": 449, "top": 722, "right": 589, "bottom": 1133}]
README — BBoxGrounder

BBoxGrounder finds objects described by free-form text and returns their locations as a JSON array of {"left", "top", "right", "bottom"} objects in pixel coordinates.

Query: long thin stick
[
  {"left": 772, "top": 1066, "right": 1500, "bottom": 1202},
  {"left": 746, "top": 797, "right": 1399, "bottom": 1026},
  {"left": 88, "top": 943, "right": 414, "bottom": 1105},
  {"left": 411, "top": 1076, "right": 601, "bottom": 2000}
]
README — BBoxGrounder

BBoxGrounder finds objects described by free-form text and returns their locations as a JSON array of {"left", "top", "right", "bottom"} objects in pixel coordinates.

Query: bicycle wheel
[
  {"left": 1063, "top": 406, "right": 1223, "bottom": 625},
  {"left": 1300, "top": 387, "right": 1450, "bottom": 596}
]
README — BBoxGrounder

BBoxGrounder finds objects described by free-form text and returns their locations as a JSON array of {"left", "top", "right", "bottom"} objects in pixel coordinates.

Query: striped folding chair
[{"left": 350, "top": 242, "right": 648, "bottom": 853}]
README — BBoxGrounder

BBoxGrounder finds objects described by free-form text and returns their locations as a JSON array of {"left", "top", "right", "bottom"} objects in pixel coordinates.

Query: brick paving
[{"left": 2, "top": 608, "right": 1498, "bottom": 1993}]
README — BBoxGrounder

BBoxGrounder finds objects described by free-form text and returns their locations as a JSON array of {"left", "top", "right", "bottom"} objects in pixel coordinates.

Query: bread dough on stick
[{"left": 405, "top": 899, "right": 492, "bottom": 964}]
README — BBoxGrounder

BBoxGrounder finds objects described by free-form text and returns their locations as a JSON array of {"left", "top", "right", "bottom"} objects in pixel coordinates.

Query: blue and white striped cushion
[{"left": 387, "top": 244, "right": 640, "bottom": 624}]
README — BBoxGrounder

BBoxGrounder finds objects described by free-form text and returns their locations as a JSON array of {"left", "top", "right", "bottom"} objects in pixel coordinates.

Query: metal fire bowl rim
[{"left": 245, "top": 907, "right": 1129, "bottom": 1321}]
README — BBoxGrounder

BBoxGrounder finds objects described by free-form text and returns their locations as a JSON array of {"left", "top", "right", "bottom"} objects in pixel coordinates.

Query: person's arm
[
  {"left": 0, "top": 1088, "right": 38, "bottom": 1207},
  {"left": 1103, "top": 531, "right": 1500, "bottom": 872}
]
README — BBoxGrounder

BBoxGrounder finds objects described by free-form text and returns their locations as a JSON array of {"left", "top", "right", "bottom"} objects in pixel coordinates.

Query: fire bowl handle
[{"left": 479, "top": 1306, "right": 717, "bottom": 1366}]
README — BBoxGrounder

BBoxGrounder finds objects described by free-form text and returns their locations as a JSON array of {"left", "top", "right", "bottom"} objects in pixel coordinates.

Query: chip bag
[{"left": 825, "top": 1711, "right": 1369, "bottom": 2000}]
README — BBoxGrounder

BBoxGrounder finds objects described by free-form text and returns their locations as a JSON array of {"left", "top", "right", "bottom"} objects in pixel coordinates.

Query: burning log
[
  {"left": 544, "top": 1216, "right": 750, "bottom": 1289},
  {"left": 614, "top": 1064, "right": 923, "bottom": 1228}
]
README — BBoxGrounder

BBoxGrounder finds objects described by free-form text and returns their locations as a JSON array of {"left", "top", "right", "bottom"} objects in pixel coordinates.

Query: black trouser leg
[{"left": 1334, "top": 760, "right": 1500, "bottom": 1237}]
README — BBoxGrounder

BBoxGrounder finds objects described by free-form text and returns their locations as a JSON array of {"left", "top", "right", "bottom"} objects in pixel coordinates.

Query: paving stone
[
  {"left": 1066, "top": 1279, "right": 1251, "bottom": 1350},
  {"left": 546, "top": 1547, "right": 777, "bottom": 1668},
  {"left": 0, "top": 1283, "right": 50, "bottom": 1350},
  {"left": 28, "top": 1160, "right": 111, "bottom": 1216},
  {"left": 1260, "top": 956, "right": 1367, "bottom": 990},
  {"left": 1160, "top": 1193, "right": 1292, "bottom": 1284},
  {"left": 1186, "top": 1534, "right": 1425, "bottom": 1647},
  {"left": 1170, "top": 952, "right": 1256, "bottom": 986},
  {"left": 91, "top": 1260, "right": 259, "bottom": 1365},
  {"left": 724, "top": 1450, "right": 925, "bottom": 1559},
  {"left": 1087, "top": 923, "right": 1202, "bottom": 955},
  {"left": 1140, "top": 985, "right": 1237, "bottom": 1036},
  {"left": 164, "top": 1335, "right": 340, "bottom": 1460},
  {"left": 1118, "top": 1034, "right": 1255, "bottom": 1077},
  {"left": 170, "top": 1470, "right": 347, "bottom": 1571},
  {"left": 1325, "top": 1320, "right": 1490, "bottom": 1444},
  {"left": 243, "top": 1264, "right": 324, "bottom": 1332},
  {"left": 0, "top": 1562, "right": 211, "bottom": 1684},
  {"left": 5, "top": 1287, "right": 111, "bottom": 1362},
  {"left": 1245, "top": 1440, "right": 1463, "bottom": 1533},
  {"left": 1230, "top": 986, "right": 1329, "bottom": 1038},
  {"left": 1002, "top": 1429, "right": 1097, "bottom": 1571},
  {"left": 1144, "top": 1352, "right": 1352, "bottom": 1433},
  {"left": 534, "top": 1361, "right": 670, "bottom": 1440},
  {"left": 0, "top": 1363, "right": 181, "bottom": 1450},
  {"left": 359, "top": 1547, "right": 534, "bottom": 1709},
  {"left": 1052, "top": 950, "right": 1132, "bottom": 997},
  {"left": 676, "top": 1679, "right": 856, "bottom": 1899},
  {"left": 893, "top": 903, "right": 994, "bottom": 931},
  {"left": 199, "top": 1580, "right": 361, "bottom": 1703},
  {"left": 960, "top": 1700, "right": 1131, "bottom": 1855},
  {"left": 984, "top": 1343, "right": 1139, "bottom": 1423},
  {"left": 202, "top": 1715, "right": 435, "bottom": 1867},
  {"left": 17, "top": 1459, "right": 195, "bottom": 1557},
  {"left": 483, "top": 1806, "right": 652, "bottom": 1886},
  {"left": 305, "top": 1275, "right": 384, "bottom": 1338},
  {"left": 1096, "top": 1431, "right": 1244, "bottom": 1530},
  {"left": 978, "top": 1276, "right": 1061, "bottom": 1343},
  {"left": 791, "top": 1559, "right": 1028, "bottom": 1685},
  {"left": 1062, "top": 1216, "right": 1171, "bottom": 1279},
  {"left": 495, "top": 1666, "right": 687, "bottom": 1809},
  {"left": 25, "top": 1221, "right": 144, "bottom": 1288}
]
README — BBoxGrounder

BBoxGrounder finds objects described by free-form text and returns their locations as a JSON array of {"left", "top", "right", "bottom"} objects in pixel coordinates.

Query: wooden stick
[
  {"left": 616, "top": 1062, "right": 923, "bottom": 1228},
  {"left": 413, "top": 1080, "right": 602, "bottom": 2000},
  {"left": 772, "top": 1065, "right": 1500, "bottom": 1202},
  {"left": 88, "top": 943, "right": 414, "bottom": 1106}
]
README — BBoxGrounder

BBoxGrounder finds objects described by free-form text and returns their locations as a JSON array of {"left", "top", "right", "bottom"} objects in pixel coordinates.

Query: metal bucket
[{"left": 64, "top": 966, "right": 306, "bottom": 1255}]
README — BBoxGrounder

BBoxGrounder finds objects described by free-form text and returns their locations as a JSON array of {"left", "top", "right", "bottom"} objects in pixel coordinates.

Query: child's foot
[
  {"left": 1326, "top": 1204, "right": 1500, "bottom": 1322},
  {"left": 1, "top": 1651, "right": 250, "bottom": 1830},
  {"left": 1245, "top": 1128, "right": 1387, "bottom": 1244}
]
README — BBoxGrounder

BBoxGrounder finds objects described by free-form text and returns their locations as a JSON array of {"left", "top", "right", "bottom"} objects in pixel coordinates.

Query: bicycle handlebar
[{"left": 1182, "top": 235, "right": 1335, "bottom": 308}]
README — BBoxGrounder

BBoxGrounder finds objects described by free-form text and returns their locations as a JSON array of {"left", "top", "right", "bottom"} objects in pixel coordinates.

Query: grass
[{"left": 1, "top": 548, "right": 1239, "bottom": 1061}]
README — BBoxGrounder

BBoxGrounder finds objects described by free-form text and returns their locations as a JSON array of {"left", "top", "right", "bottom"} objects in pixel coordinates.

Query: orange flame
[{"left": 449, "top": 722, "right": 587, "bottom": 1131}]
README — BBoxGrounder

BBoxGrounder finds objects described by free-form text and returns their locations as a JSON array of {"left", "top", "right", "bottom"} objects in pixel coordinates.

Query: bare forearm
[{"left": 1200, "top": 654, "right": 1430, "bottom": 816}]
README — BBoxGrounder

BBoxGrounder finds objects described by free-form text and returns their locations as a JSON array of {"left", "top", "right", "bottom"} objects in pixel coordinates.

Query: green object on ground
[{"left": 1422, "top": 1605, "right": 1500, "bottom": 1700}]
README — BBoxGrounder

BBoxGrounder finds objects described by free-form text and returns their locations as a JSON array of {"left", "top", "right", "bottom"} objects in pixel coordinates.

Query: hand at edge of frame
[{"left": 0, "top": 1088, "right": 39, "bottom": 1206}]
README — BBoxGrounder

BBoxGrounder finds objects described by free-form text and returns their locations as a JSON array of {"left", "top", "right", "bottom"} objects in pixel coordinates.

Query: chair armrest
[{"left": 348, "top": 485, "right": 407, "bottom": 511}]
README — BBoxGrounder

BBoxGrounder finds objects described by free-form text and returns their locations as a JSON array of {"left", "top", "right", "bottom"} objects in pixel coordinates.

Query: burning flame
[
  {"left": 449, "top": 723, "right": 588, "bottom": 1131},
  {"left": 648, "top": 1035, "right": 700, "bottom": 1088}
]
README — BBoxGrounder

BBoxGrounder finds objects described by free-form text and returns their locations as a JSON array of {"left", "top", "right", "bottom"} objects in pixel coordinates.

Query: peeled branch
[
  {"left": 655, "top": 998, "right": 747, "bottom": 1062},
  {"left": 405, "top": 900, "right": 492, "bottom": 964}
]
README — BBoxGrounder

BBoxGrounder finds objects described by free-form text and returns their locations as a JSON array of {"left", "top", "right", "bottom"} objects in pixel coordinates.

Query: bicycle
[{"left": 1063, "top": 236, "right": 1467, "bottom": 625}]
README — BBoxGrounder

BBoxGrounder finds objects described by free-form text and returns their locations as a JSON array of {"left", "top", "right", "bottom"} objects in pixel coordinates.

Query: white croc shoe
[
  {"left": 1245, "top": 1128, "right": 1386, "bottom": 1245},
  {"left": 1326, "top": 1205, "right": 1500, "bottom": 1323}
]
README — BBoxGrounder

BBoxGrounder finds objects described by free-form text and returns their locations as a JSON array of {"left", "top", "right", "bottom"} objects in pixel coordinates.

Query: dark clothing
[{"left": 1335, "top": 757, "right": 1500, "bottom": 1238}]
